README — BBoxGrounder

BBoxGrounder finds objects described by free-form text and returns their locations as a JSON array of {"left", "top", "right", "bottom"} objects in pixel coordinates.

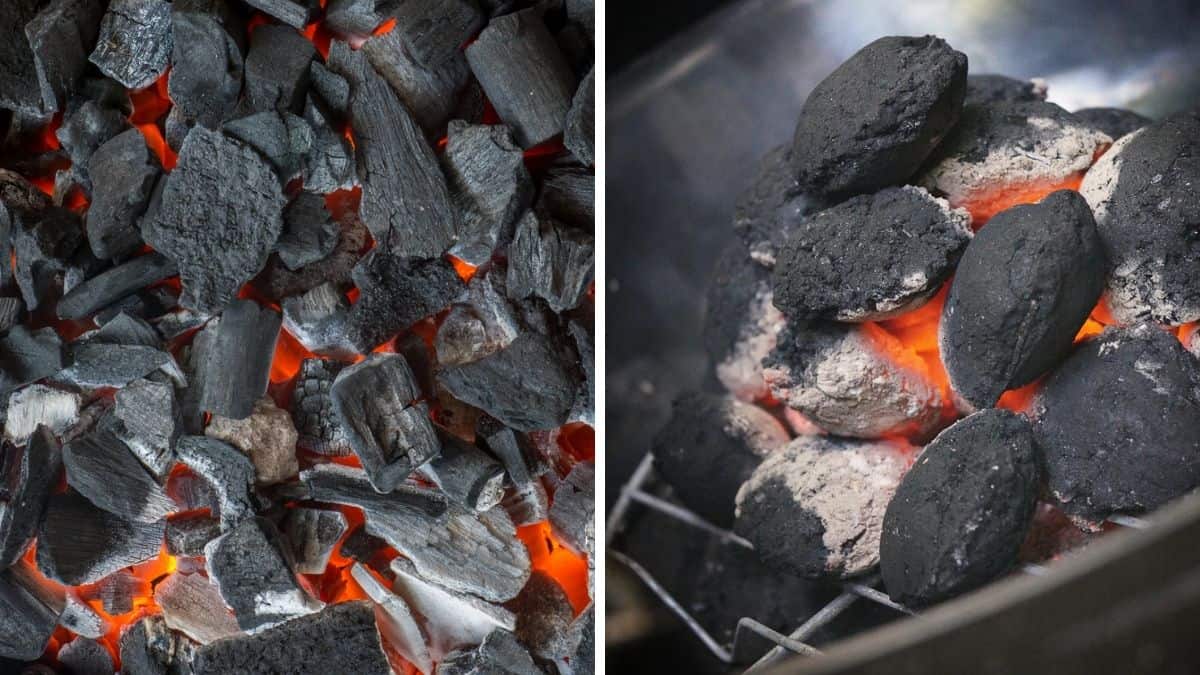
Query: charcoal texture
[
  {"left": 791, "top": 35, "right": 967, "bottom": 199},
  {"left": 389, "top": 554, "right": 516, "bottom": 654},
  {"left": 60, "top": 592, "right": 107, "bottom": 639},
  {"left": 283, "top": 508, "right": 347, "bottom": 574},
  {"left": 57, "top": 253, "right": 176, "bottom": 320},
  {"left": 166, "top": 12, "right": 243, "bottom": 149},
  {"left": 223, "top": 111, "right": 314, "bottom": 184},
  {"left": 12, "top": 206, "right": 84, "bottom": 311},
  {"left": 277, "top": 192, "right": 339, "bottom": 271},
  {"left": 0, "top": 1, "right": 46, "bottom": 117},
  {"left": 241, "top": 0, "right": 319, "bottom": 29},
  {"left": 564, "top": 67, "right": 594, "bottom": 166},
  {"left": 36, "top": 490, "right": 164, "bottom": 585},
  {"left": 175, "top": 436, "right": 257, "bottom": 532},
  {"left": 0, "top": 327, "right": 64, "bottom": 397},
  {"left": 59, "top": 636, "right": 114, "bottom": 675},
  {"left": 1073, "top": 107, "right": 1150, "bottom": 139},
  {"left": 703, "top": 241, "right": 783, "bottom": 401},
  {"left": 346, "top": 249, "right": 463, "bottom": 352},
  {"left": 881, "top": 410, "right": 1040, "bottom": 606},
  {"left": 324, "top": 0, "right": 387, "bottom": 37},
  {"left": 549, "top": 461, "right": 594, "bottom": 559},
  {"left": 362, "top": 29, "right": 472, "bottom": 140},
  {"left": 0, "top": 427, "right": 62, "bottom": 568},
  {"left": 772, "top": 186, "right": 970, "bottom": 321},
  {"left": 539, "top": 166, "right": 594, "bottom": 231},
  {"left": 63, "top": 430, "right": 174, "bottom": 523},
  {"left": 941, "top": 190, "right": 1106, "bottom": 408},
  {"left": 1035, "top": 323, "right": 1200, "bottom": 522},
  {"left": 437, "top": 629, "right": 540, "bottom": 675},
  {"left": 243, "top": 24, "right": 316, "bottom": 115},
  {"left": 506, "top": 210, "right": 594, "bottom": 313},
  {"left": 86, "top": 128, "right": 160, "bottom": 259},
  {"left": 254, "top": 214, "right": 368, "bottom": 300},
  {"left": 283, "top": 283, "right": 355, "bottom": 359},
  {"left": 0, "top": 564, "right": 61, "bottom": 660},
  {"left": 424, "top": 431, "right": 506, "bottom": 512},
  {"left": 507, "top": 571, "right": 575, "bottom": 660},
  {"left": 155, "top": 572, "right": 240, "bottom": 645},
  {"left": 290, "top": 358, "right": 353, "bottom": 456},
  {"left": 89, "top": 0, "right": 173, "bottom": 89},
  {"left": 567, "top": 312, "right": 594, "bottom": 425},
  {"left": 205, "top": 396, "right": 300, "bottom": 485},
  {"left": 196, "top": 299, "right": 281, "bottom": 419},
  {"left": 57, "top": 341, "right": 180, "bottom": 390},
  {"left": 112, "top": 377, "right": 180, "bottom": 479},
  {"left": 165, "top": 512, "right": 222, "bottom": 557},
  {"left": 349, "top": 562, "right": 432, "bottom": 673},
  {"left": 25, "top": 0, "right": 106, "bottom": 116},
  {"left": 435, "top": 266, "right": 521, "bottom": 367},
  {"left": 302, "top": 95, "right": 357, "bottom": 194},
  {"left": 963, "top": 74, "right": 1046, "bottom": 105},
  {"left": 4, "top": 385, "right": 79, "bottom": 446},
  {"left": 119, "top": 614, "right": 196, "bottom": 675},
  {"left": 55, "top": 99, "right": 132, "bottom": 198},
  {"left": 390, "top": 0, "right": 483, "bottom": 67}
]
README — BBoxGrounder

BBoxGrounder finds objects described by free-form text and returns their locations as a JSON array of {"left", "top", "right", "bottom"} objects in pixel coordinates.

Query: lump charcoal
[
  {"left": 278, "top": 192, "right": 339, "bottom": 270},
  {"left": 390, "top": 555, "right": 517, "bottom": 658},
  {"left": 1080, "top": 111, "right": 1200, "bottom": 325},
  {"left": 328, "top": 42, "right": 458, "bottom": 258},
  {"left": 192, "top": 601, "right": 389, "bottom": 675},
  {"left": 325, "top": 0, "right": 388, "bottom": 37},
  {"left": 59, "top": 637, "right": 113, "bottom": 674},
  {"left": 302, "top": 94, "right": 357, "bottom": 194},
  {"left": 255, "top": 214, "right": 368, "bottom": 299},
  {"left": 564, "top": 67, "right": 594, "bottom": 166},
  {"left": 941, "top": 190, "right": 1106, "bottom": 408},
  {"left": 540, "top": 165, "right": 594, "bottom": 231},
  {"left": 567, "top": 313, "right": 594, "bottom": 425},
  {"left": 36, "top": 490, "right": 164, "bottom": 585},
  {"left": 390, "top": 0, "right": 483, "bottom": 68},
  {"left": 506, "top": 570, "right": 574, "bottom": 660},
  {"left": 61, "top": 398, "right": 112, "bottom": 446},
  {"left": 0, "top": 427, "right": 62, "bottom": 567},
  {"left": 0, "top": 299, "right": 20, "bottom": 334},
  {"left": 197, "top": 299, "right": 281, "bottom": 419},
  {"left": 0, "top": 168, "right": 51, "bottom": 214},
  {"left": 86, "top": 312, "right": 161, "bottom": 347},
  {"left": 441, "top": 121, "right": 534, "bottom": 266},
  {"left": 764, "top": 320, "right": 945, "bottom": 438},
  {"left": 434, "top": 384, "right": 482, "bottom": 442},
  {"left": 206, "top": 396, "right": 300, "bottom": 485},
  {"left": 4, "top": 385, "right": 79, "bottom": 446},
  {"left": 88, "top": 127, "right": 164, "bottom": 257},
  {"left": 704, "top": 242, "right": 786, "bottom": 402},
  {"left": 964, "top": 74, "right": 1046, "bottom": 105},
  {"left": 308, "top": 61, "right": 350, "bottom": 122},
  {"left": 152, "top": 308, "right": 212, "bottom": 341},
  {"left": 477, "top": 416, "right": 549, "bottom": 525},
  {"left": 346, "top": 249, "right": 463, "bottom": 352},
  {"left": 423, "top": 430, "right": 506, "bottom": 512},
  {"left": 60, "top": 591, "right": 107, "bottom": 639},
  {"left": 0, "top": 562, "right": 62, "bottom": 660},
  {"left": 241, "top": 0, "right": 319, "bottom": 29},
  {"left": 772, "top": 186, "right": 970, "bottom": 322},
  {"left": 330, "top": 354, "right": 439, "bottom": 492},
  {"left": 1035, "top": 323, "right": 1200, "bottom": 523},
  {"left": 435, "top": 266, "right": 521, "bottom": 367},
  {"left": 652, "top": 392, "right": 787, "bottom": 528},
  {"left": 550, "top": 460, "right": 593, "bottom": 558},
  {"left": 283, "top": 508, "right": 348, "bottom": 574},
  {"left": 12, "top": 206, "right": 84, "bottom": 311},
  {"left": 362, "top": 29, "right": 472, "bottom": 140},
  {"left": 281, "top": 282, "right": 356, "bottom": 359},
  {"left": 175, "top": 436, "right": 257, "bottom": 532},
  {"left": 155, "top": 573, "right": 241, "bottom": 645},
  {"left": 437, "top": 629, "right": 540, "bottom": 675},
  {"left": 1073, "top": 106, "right": 1151, "bottom": 140},
  {"left": 0, "top": 327, "right": 65, "bottom": 397},
  {"left": 118, "top": 615, "right": 196, "bottom": 675},
  {"left": 166, "top": 13, "right": 243, "bottom": 149},
  {"left": 144, "top": 128, "right": 285, "bottom": 314},
  {"left": 792, "top": 35, "right": 966, "bottom": 200},
  {"left": 57, "top": 341, "right": 182, "bottom": 389},
  {"left": 57, "top": 253, "right": 175, "bottom": 320},
  {"left": 89, "top": 0, "right": 173, "bottom": 89},
  {"left": 566, "top": 604, "right": 594, "bottom": 675},
  {"left": 223, "top": 111, "right": 314, "bottom": 185},
  {"left": 93, "top": 285, "right": 181, "bottom": 326},
  {"left": 165, "top": 512, "right": 222, "bottom": 557},
  {"left": 881, "top": 410, "right": 1040, "bottom": 607},
  {"left": 111, "top": 378, "right": 180, "bottom": 479},
  {"left": 735, "top": 436, "right": 908, "bottom": 578},
  {"left": 63, "top": 430, "right": 174, "bottom": 523},
  {"left": 242, "top": 24, "right": 316, "bottom": 115},
  {"left": 24, "top": 0, "right": 106, "bottom": 115},
  {"left": 0, "top": 1, "right": 45, "bottom": 117},
  {"left": 291, "top": 358, "right": 353, "bottom": 456},
  {"left": 303, "top": 464, "right": 532, "bottom": 602},
  {"left": 0, "top": 208, "right": 12, "bottom": 297},
  {"left": 506, "top": 210, "right": 594, "bottom": 313},
  {"left": 467, "top": 9, "right": 576, "bottom": 148},
  {"left": 350, "top": 563, "right": 433, "bottom": 675},
  {"left": 56, "top": 100, "right": 132, "bottom": 197},
  {"left": 204, "top": 516, "right": 323, "bottom": 633}
]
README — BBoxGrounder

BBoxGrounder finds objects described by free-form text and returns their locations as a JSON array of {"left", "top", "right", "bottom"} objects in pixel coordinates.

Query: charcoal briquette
[
  {"left": 703, "top": 242, "right": 784, "bottom": 402},
  {"left": 362, "top": 29, "right": 473, "bottom": 140},
  {"left": 89, "top": 0, "right": 173, "bottom": 89},
  {"left": 506, "top": 209, "right": 594, "bottom": 313},
  {"left": 166, "top": 13, "right": 243, "bottom": 149},
  {"left": 3, "top": 384, "right": 80, "bottom": 447},
  {"left": 0, "top": 562, "right": 62, "bottom": 660},
  {"left": 281, "top": 282, "right": 356, "bottom": 359},
  {"left": 58, "top": 636, "right": 114, "bottom": 674},
  {"left": 0, "top": 427, "right": 62, "bottom": 568},
  {"left": 154, "top": 572, "right": 241, "bottom": 645},
  {"left": 0, "top": 327, "right": 65, "bottom": 397},
  {"left": 196, "top": 299, "right": 281, "bottom": 419},
  {"left": 437, "top": 629, "right": 540, "bottom": 675},
  {"left": 277, "top": 192, "right": 339, "bottom": 271},
  {"left": 223, "top": 111, "right": 314, "bottom": 185},
  {"left": 36, "top": 490, "right": 165, "bottom": 585},
  {"left": 290, "top": 358, "right": 353, "bottom": 456},
  {"left": 564, "top": 67, "right": 594, "bottom": 166},
  {"left": 240, "top": 0, "right": 319, "bottom": 29},
  {"left": 349, "top": 563, "right": 432, "bottom": 674},
  {"left": 964, "top": 74, "right": 1046, "bottom": 105},
  {"left": 242, "top": 24, "right": 316, "bottom": 115},
  {"left": 345, "top": 249, "right": 463, "bottom": 352},
  {"left": 175, "top": 435, "right": 257, "bottom": 532},
  {"left": 63, "top": 430, "right": 174, "bottom": 523},
  {"left": 165, "top": 512, "right": 222, "bottom": 557},
  {"left": 538, "top": 165, "right": 594, "bottom": 231},
  {"left": 282, "top": 508, "right": 347, "bottom": 574},
  {"left": 111, "top": 377, "right": 180, "bottom": 479}
]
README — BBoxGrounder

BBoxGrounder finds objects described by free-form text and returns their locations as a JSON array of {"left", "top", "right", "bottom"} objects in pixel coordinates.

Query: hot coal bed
[
  {"left": 630, "top": 34, "right": 1200, "bottom": 662},
  {"left": 0, "top": 0, "right": 595, "bottom": 674}
]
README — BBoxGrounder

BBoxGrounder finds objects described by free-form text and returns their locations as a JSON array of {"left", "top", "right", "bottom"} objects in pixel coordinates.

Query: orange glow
[
  {"left": 373, "top": 18, "right": 397, "bottom": 36},
  {"left": 302, "top": 21, "right": 334, "bottom": 60},
  {"left": 960, "top": 174, "right": 1085, "bottom": 229},
  {"left": 1074, "top": 317, "right": 1106, "bottom": 343},
  {"left": 137, "top": 123, "right": 178, "bottom": 171},
  {"left": 447, "top": 255, "right": 477, "bottom": 282},
  {"left": 516, "top": 521, "right": 591, "bottom": 615},
  {"left": 325, "top": 187, "right": 363, "bottom": 223},
  {"left": 33, "top": 114, "right": 63, "bottom": 153},
  {"left": 558, "top": 423, "right": 594, "bottom": 462},
  {"left": 30, "top": 174, "right": 56, "bottom": 197},
  {"left": 872, "top": 285, "right": 956, "bottom": 432},
  {"left": 996, "top": 378, "right": 1042, "bottom": 413},
  {"left": 128, "top": 72, "right": 172, "bottom": 125},
  {"left": 246, "top": 11, "right": 272, "bottom": 35},
  {"left": 272, "top": 327, "right": 319, "bottom": 383},
  {"left": 1178, "top": 322, "right": 1198, "bottom": 346},
  {"left": 523, "top": 136, "right": 568, "bottom": 172}
]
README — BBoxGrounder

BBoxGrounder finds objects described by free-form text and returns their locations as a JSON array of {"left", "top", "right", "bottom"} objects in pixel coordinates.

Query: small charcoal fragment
[
  {"left": 437, "top": 629, "right": 540, "bottom": 675},
  {"left": 55, "top": 99, "right": 131, "bottom": 197},
  {"left": 564, "top": 67, "right": 594, "bottom": 166},
  {"left": 12, "top": 206, "right": 83, "bottom": 311},
  {"left": 567, "top": 314, "right": 594, "bottom": 426},
  {"left": 0, "top": 1, "right": 46, "bottom": 117},
  {"left": 223, "top": 111, "right": 314, "bottom": 185},
  {"left": 86, "top": 128, "right": 160, "bottom": 259},
  {"left": 56, "top": 341, "right": 181, "bottom": 390},
  {"left": 652, "top": 392, "right": 787, "bottom": 528},
  {"left": 4, "top": 385, "right": 79, "bottom": 446},
  {"left": 565, "top": 0, "right": 594, "bottom": 39},
  {"left": 302, "top": 94, "right": 357, "bottom": 194},
  {"left": 0, "top": 327, "right": 64, "bottom": 397},
  {"left": 963, "top": 74, "right": 1046, "bottom": 105},
  {"left": 362, "top": 29, "right": 472, "bottom": 140},
  {"left": 467, "top": 9, "right": 576, "bottom": 148},
  {"left": 60, "top": 592, "right": 107, "bottom": 639},
  {"left": 63, "top": 431, "right": 174, "bottom": 523},
  {"left": 1073, "top": 107, "right": 1150, "bottom": 140},
  {"left": 175, "top": 436, "right": 256, "bottom": 532},
  {"left": 478, "top": 416, "right": 549, "bottom": 526},
  {"left": 308, "top": 61, "right": 350, "bottom": 121},
  {"left": 881, "top": 410, "right": 1040, "bottom": 606},
  {"left": 566, "top": 604, "right": 595, "bottom": 675},
  {"left": 242, "top": 24, "right": 316, "bottom": 114},
  {"left": 0, "top": 427, "right": 62, "bottom": 567},
  {"left": 283, "top": 508, "right": 348, "bottom": 574},
  {"left": 539, "top": 166, "right": 594, "bottom": 231},
  {"left": 550, "top": 461, "right": 594, "bottom": 559},
  {"left": 735, "top": 436, "right": 908, "bottom": 578},
  {"left": 254, "top": 214, "right": 368, "bottom": 300},
  {"left": 118, "top": 615, "right": 196, "bottom": 675},
  {"left": 0, "top": 563, "right": 62, "bottom": 661},
  {"left": 350, "top": 563, "right": 432, "bottom": 674},
  {"left": 241, "top": 0, "right": 319, "bottom": 29},
  {"left": 290, "top": 358, "right": 353, "bottom": 456},
  {"left": 24, "top": 0, "right": 106, "bottom": 115},
  {"left": 57, "top": 253, "right": 176, "bottom": 320},
  {"left": 89, "top": 0, "right": 171, "bottom": 89},
  {"left": 91, "top": 570, "right": 142, "bottom": 616},
  {"left": 111, "top": 378, "right": 179, "bottom": 479},
  {"left": 435, "top": 267, "right": 521, "bottom": 367},
  {"left": 166, "top": 12, "right": 243, "bottom": 149},
  {"left": 58, "top": 636, "right": 114, "bottom": 674},
  {"left": 165, "top": 512, "right": 222, "bottom": 557},
  {"left": 281, "top": 282, "right": 355, "bottom": 359},
  {"left": 423, "top": 431, "right": 506, "bottom": 512},
  {"left": 390, "top": 555, "right": 516, "bottom": 657},
  {"left": 703, "top": 242, "right": 785, "bottom": 401},
  {"left": 155, "top": 573, "right": 240, "bottom": 645},
  {"left": 345, "top": 249, "right": 463, "bottom": 352},
  {"left": 197, "top": 299, "right": 281, "bottom": 419},
  {"left": 36, "top": 490, "right": 164, "bottom": 585},
  {"left": 206, "top": 396, "right": 300, "bottom": 485},
  {"left": 792, "top": 35, "right": 967, "bottom": 199},
  {"left": 277, "top": 192, "right": 339, "bottom": 270},
  {"left": 506, "top": 571, "right": 575, "bottom": 660},
  {"left": 86, "top": 311, "right": 161, "bottom": 347}
]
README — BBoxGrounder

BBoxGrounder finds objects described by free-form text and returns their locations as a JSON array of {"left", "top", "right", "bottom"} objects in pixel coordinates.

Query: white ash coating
[
  {"left": 715, "top": 283, "right": 784, "bottom": 401},
  {"left": 4, "top": 384, "right": 80, "bottom": 446}
]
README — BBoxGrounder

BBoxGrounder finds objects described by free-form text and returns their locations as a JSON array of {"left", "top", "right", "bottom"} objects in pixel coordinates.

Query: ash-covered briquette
[
  {"left": 328, "top": 41, "right": 458, "bottom": 259},
  {"left": 111, "top": 377, "right": 180, "bottom": 479},
  {"left": 55, "top": 98, "right": 131, "bottom": 199},
  {"left": 283, "top": 508, "right": 347, "bottom": 575},
  {"left": 791, "top": 35, "right": 966, "bottom": 200},
  {"left": 277, "top": 192, "right": 339, "bottom": 271},
  {"left": 438, "top": 630, "right": 541, "bottom": 675},
  {"left": 0, "top": 327, "right": 64, "bottom": 397},
  {"left": 0, "top": 1, "right": 45, "bottom": 117},
  {"left": 89, "top": 0, "right": 173, "bottom": 89},
  {"left": 466, "top": 9, "right": 578, "bottom": 148},
  {"left": 118, "top": 614, "right": 196, "bottom": 675},
  {"left": 565, "top": 67, "right": 595, "bottom": 166},
  {"left": 703, "top": 241, "right": 785, "bottom": 402},
  {"left": 1080, "top": 111, "right": 1200, "bottom": 326},
  {"left": 193, "top": 299, "right": 281, "bottom": 420},
  {"left": 242, "top": 24, "right": 316, "bottom": 115},
  {"left": 165, "top": 512, "right": 222, "bottom": 558},
  {"left": 175, "top": 435, "right": 257, "bottom": 532},
  {"left": 507, "top": 209, "right": 595, "bottom": 314},
  {"left": 441, "top": 120, "right": 534, "bottom": 266},
  {"left": 941, "top": 190, "right": 1106, "bottom": 408},
  {"left": 85, "top": 128, "right": 159, "bottom": 259},
  {"left": 155, "top": 573, "right": 240, "bottom": 646},
  {"left": 0, "top": 427, "right": 61, "bottom": 568},
  {"left": 12, "top": 205, "right": 83, "bottom": 311},
  {"left": 58, "top": 636, "right": 114, "bottom": 675},
  {"left": 880, "top": 410, "right": 1040, "bottom": 607},
  {"left": 963, "top": 74, "right": 1046, "bottom": 105},
  {"left": 772, "top": 186, "right": 970, "bottom": 322},
  {"left": 918, "top": 99, "right": 1111, "bottom": 210},
  {"left": 222, "top": 111, "right": 313, "bottom": 185},
  {"left": 478, "top": 415, "right": 550, "bottom": 526},
  {"left": 36, "top": 490, "right": 164, "bottom": 585},
  {"left": 346, "top": 249, "right": 463, "bottom": 352},
  {"left": 24, "top": 0, "right": 105, "bottom": 116},
  {"left": 390, "top": 0, "right": 483, "bottom": 67},
  {"left": 291, "top": 358, "right": 353, "bottom": 456},
  {"left": 423, "top": 430, "right": 506, "bottom": 512},
  {"left": 63, "top": 430, "right": 174, "bottom": 523},
  {"left": 362, "top": 29, "right": 472, "bottom": 141},
  {"left": 1073, "top": 107, "right": 1151, "bottom": 140},
  {"left": 241, "top": 0, "right": 319, "bottom": 28},
  {"left": 652, "top": 392, "right": 787, "bottom": 528},
  {"left": 1035, "top": 323, "right": 1200, "bottom": 523},
  {"left": 540, "top": 165, "right": 594, "bottom": 231},
  {"left": 57, "top": 252, "right": 175, "bottom": 321},
  {"left": 505, "top": 570, "right": 575, "bottom": 660},
  {"left": 165, "top": 12, "right": 243, "bottom": 150},
  {"left": 764, "top": 320, "right": 945, "bottom": 439},
  {"left": 0, "top": 563, "right": 61, "bottom": 661},
  {"left": 254, "top": 213, "right": 369, "bottom": 300},
  {"left": 4, "top": 385, "right": 79, "bottom": 446},
  {"left": 349, "top": 562, "right": 434, "bottom": 674},
  {"left": 735, "top": 436, "right": 908, "bottom": 579}
]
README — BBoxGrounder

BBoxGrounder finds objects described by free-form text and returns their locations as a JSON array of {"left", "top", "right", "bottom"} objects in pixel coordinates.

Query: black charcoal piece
[
  {"left": 506, "top": 210, "right": 594, "bottom": 313},
  {"left": 308, "top": 61, "right": 350, "bottom": 121},
  {"left": 243, "top": 24, "right": 316, "bottom": 114},
  {"left": 438, "top": 629, "right": 540, "bottom": 675},
  {"left": 566, "top": 604, "right": 595, "bottom": 675},
  {"left": 206, "top": 396, "right": 300, "bottom": 485},
  {"left": 346, "top": 249, "right": 463, "bottom": 352},
  {"left": 59, "top": 637, "right": 114, "bottom": 674},
  {"left": 283, "top": 508, "right": 348, "bottom": 574},
  {"left": 339, "top": 526, "right": 389, "bottom": 566},
  {"left": 773, "top": 186, "right": 970, "bottom": 321},
  {"left": 466, "top": 9, "right": 577, "bottom": 148},
  {"left": 205, "top": 516, "right": 323, "bottom": 633},
  {"left": 1035, "top": 323, "right": 1200, "bottom": 522},
  {"left": 36, "top": 490, "right": 164, "bottom": 585},
  {"left": 25, "top": 0, "right": 106, "bottom": 115},
  {"left": 506, "top": 571, "right": 574, "bottom": 660},
  {"left": 89, "top": 311, "right": 161, "bottom": 347},
  {"left": 478, "top": 416, "right": 549, "bottom": 526},
  {"left": 0, "top": 299, "right": 20, "bottom": 333},
  {"left": 196, "top": 299, "right": 281, "bottom": 419},
  {"left": 652, "top": 392, "right": 788, "bottom": 528},
  {"left": 0, "top": 563, "right": 62, "bottom": 660},
  {"left": 328, "top": 41, "right": 458, "bottom": 258},
  {"left": 324, "top": 0, "right": 387, "bottom": 37},
  {"left": 439, "top": 330, "right": 578, "bottom": 432},
  {"left": 144, "top": 128, "right": 285, "bottom": 313},
  {"left": 93, "top": 286, "right": 181, "bottom": 326},
  {"left": 175, "top": 436, "right": 257, "bottom": 532},
  {"left": 165, "top": 512, "right": 222, "bottom": 557},
  {"left": 55, "top": 100, "right": 132, "bottom": 197},
  {"left": 362, "top": 29, "right": 472, "bottom": 140},
  {"left": 12, "top": 206, "right": 83, "bottom": 311},
  {"left": 86, "top": 128, "right": 160, "bottom": 259},
  {"left": 703, "top": 242, "right": 785, "bottom": 401},
  {"left": 942, "top": 190, "right": 1106, "bottom": 408},
  {"left": 255, "top": 214, "right": 368, "bottom": 300},
  {"left": 390, "top": 554, "right": 517, "bottom": 655},
  {"left": 0, "top": 327, "right": 64, "bottom": 397},
  {"left": 391, "top": 0, "right": 482, "bottom": 67},
  {"left": 278, "top": 192, "right": 339, "bottom": 270},
  {"left": 424, "top": 431, "right": 506, "bottom": 512},
  {"left": 60, "top": 592, "right": 107, "bottom": 639},
  {"left": 89, "top": 0, "right": 173, "bottom": 89},
  {"left": 192, "top": 601, "right": 389, "bottom": 675},
  {"left": 111, "top": 378, "right": 179, "bottom": 479},
  {"left": 57, "top": 341, "right": 181, "bottom": 389},
  {"left": 118, "top": 615, "right": 196, "bottom": 675},
  {"left": 550, "top": 461, "right": 593, "bottom": 558},
  {"left": 304, "top": 464, "right": 531, "bottom": 602},
  {"left": 166, "top": 13, "right": 243, "bottom": 149},
  {"left": 1073, "top": 107, "right": 1150, "bottom": 140},
  {"left": 791, "top": 35, "right": 966, "bottom": 199},
  {"left": 441, "top": 121, "right": 534, "bottom": 265},
  {"left": 4, "top": 385, "right": 79, "bottom": 446},
  {"left": 282, "top": 282, "right": 356, "bottom": 359},
  {"left": 151, "top": 308, "right": 212, "bottom": 341},
  {"left": 434, "top": 384, "right": 482, "bottom": 442},
  {"left": 241, "top": 0, "right": 319, "bottom": 29},
  {"left": 291, "top": 358, "right": 353, "bottom": 456},
  {"left": 330, "top": 354, "right": 439, "bottom": 492},
  {"left": 223, "top": 111, "right": 314, "bottom": 185},
  {"left": 350, "top": 563, "right": 433, "bottom": 674},
  {"left": 735, "top": 436, "right": 908, "bottom": 578},
  {"left": 0, "top": 427, "right": 62, "bottom": 567},
  {"left": 0, "top": 1, "right": 45, "bottom": 117},
  {"left": 57, "top": 253, "right": 176, "bottom": 320},
  {"left": 155, "top": 572, "right": 240, "bottom": 645},
  {"left": 564, "top": 67, "right": 594, "bottom": 166},
  {"left": 881, "top": 409, "right": 1040, "bottom": 607},
  {"left": 539, "top": 165, "right": 594, "bottom": 231},
  {"left": 63, "top": 431, "right": 174, "bottom": 523},
  {"left": 964, "top": 74, "right": 1046, "bottom": 105},
  {"left": 301, "top": 94, "right": 357, "bottom": 194},
  {"left": 565, "top": 0, "right": 594, "bottom": 38},
  {"left": 1080, "top": 111, "right": 1200, "bottom": 325},
  {"left": 0, "top": 169, "right": 51, "bottom": 214},
  {"left": 567, "top": 313, "right": 595, "bottom": 424}
]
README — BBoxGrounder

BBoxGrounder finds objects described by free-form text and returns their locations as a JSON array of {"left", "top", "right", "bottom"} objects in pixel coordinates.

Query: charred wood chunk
[
  {"left": 390, "top": 0, "right": 482, "bottom": 67},
  {"left": 112, "top": 378, "right": 180, "bottom": 479},
  {"left": 539, "top": 165, "right": 594, "bottom": 232},
  {"left": 204, "top": 516, "right": 323, "bottom": 633},
  {"left": 441, "top": 121, "right": 534, "bottom": 266},
  {"left": 0, "top": 1, "right": 46, "bottom": 117},
  {"left": 4, "top": 385, "right": 79, "bottom": 447},
  {"left": 435, "top": 266, "right": 521, "bottom": 367},
  {"left": 881, "top": 409, "right": 1040, "bottom": 607},
  {"left": 1072, "top": 106, "right": 1151, "bottom": 140},
  {"left": 56, "top": 341, "right": 182, "bottom": 390},
  {"left": 25, "top": 0, "right": 106, "bottom": 115},
  {"left": 704, "top": 242, "right": 784, "bottom": 402},
  {"left": 567, "top": 313, "right": 594, "bottom": 426},
  {"left": 58, "top": 252, "right": 176, "bottom": 321},
  {"left": 59, "top": 636, "right": 114, "bottom": 674},
  {"left": 282, "top": 282, "right": 356, "bottom": 359},
  {"left": 506, "top": 210, "right": 594, "bottom": 313},
  {"left": 254, "top": 214, "right": 368, "bottom": 300},
  {"left": 437, "top": 629, "right": 540, "bottom": 675},
  {"left": 362, "top": 29, "right": 472, "bottom": 140},
  {"left": 86, "top": 129, "right": 160, "bottom": 260},
  {"left": 63, "top": 431, "right": 174, "bottom": 523},
  {"left": 241, "top": 0, "right": 319, "bottom": 29},
  {"left": 328, "top": 41, "right": 458, "bottom": 258},
  {"left": 60, "top": 592, "right": 107, "bottom": 639},
  {"left": 389, "top": 554, "right": 516, "bottom": 656},
  {"left": 0, "top": 327, "right": 64, "bottom": 397},
  {"left": 466, "top": 9, "right": 577, "bottom": 148},
  {"left": 424, "top": 430, "right": 506, "bottom": 512},
  {"left": 478, "top": 415, "right": 549, "bottom": 526},
  {"left": 550, "top": 460, "right": 593, "bottom": 559},
  {"left": 564, "top": 67, "right": 594, "bottom": 166},
  {"left": 0, "top": 562, "right": 62, "bottom": 660},
  {"left": 90, "top": 0, "right": 173, "bottom": 89},
  {"left": 144, "top": 128, "right": 285, "bottom": 314},
  {"left": 119, "top": 615, "right": 196, "bottom": 675},
  {"left": 192, "top": 601, "right": 389, "bottom": 675},
  {"left": 86, "top": 311, "right": 161, "bottom": 347},
  {"left": 278, "top": 192, "right": 339, "bottom": 271},
  {"left": 291, "top": 358, "right": 353, "bottom": 456},
  {"left": 166, "top": 13, "right": 243, "bottom": 150},
  {"left": 223, "top": 111, "right": 314, "bottom": 185},
  {"left": 652, "top": 393, "right": 787, "bottom": 529},
  {"left": 198, "top": 299, "right": 281, "bottom": 419},
  {"left": 243, "top": 24, "right": 316, "bottom": 115},
  {"left": 56, "top": 100, "right": 132, "bottom": 197},
  {"left": 349, "top": 562, "right": 433, "bottom": 674},
  {"left": 165, "top": 512, "right": 222, "bottom": 557},
  {"left": 942, "top": 190, "right": 1106, "bottom": 408},
  {"left": 36, "top": 490, "right": 165, "bottom": 585},
  {"left": 0, "top": 427, "right": 62, "bottom": 567},
  {"left": 339, "top": 525, "right": 389, "bottom": 566},
  {"left": 792, "top": 35, "right": 966, "bottom": 199},
  {"left": 330, "top": 353, "right": 439, "bottom": 492},
  {"left": 155, "top": 573, "right": 241, "bottom": 645},
  {"left": 94, "top": 285, "right": 181, "bottom": 326},
  {"left": 434, "top": 384, "right": 481, "bottom": 442},
  {"left": 283, "top": 508, "right": 347, "bottom": 574},
  {"left": 964, "top": 74, "right": 1046, "bottom": 106},
  {"left": 1081, "top": 111, "right": 1200, "bottom": 325},
  {"left": 735, "top": 436, "right": 908, "bottom": 578},
  {"left": 506, "top": 570, "right": 575, "bottom": 660},
  {"left": 0, "top": 168, "right": 50, "bottom": 215},
  {"left": 303, "top": 464, "right": 532, "bottom": 602},
  {"left": 773, "top": 186, "right": 970, "bottom": 322},
  {"left": 13, "top": 206, "right": 84, "bottom": 311},
  {"left": 308, "top": 61, "right": 351, "bottom": 122},
  {"left": 346, "top": 250, "right": 463, "bottom": 352},
  {"left": 1036, "top": 323, "right": 1200, "bottom": 523},
  {"left": 302, "top": 93, "right": 357, "bottom": 194},
  {"left": 324, "top": 0, "right": 388, "bottom": 38},
  {"left": 176, "top": 436, "right": 257, "bottom": 532},
  {"left": 206, "top": 396, "right": 300, "bottom": 486}
]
